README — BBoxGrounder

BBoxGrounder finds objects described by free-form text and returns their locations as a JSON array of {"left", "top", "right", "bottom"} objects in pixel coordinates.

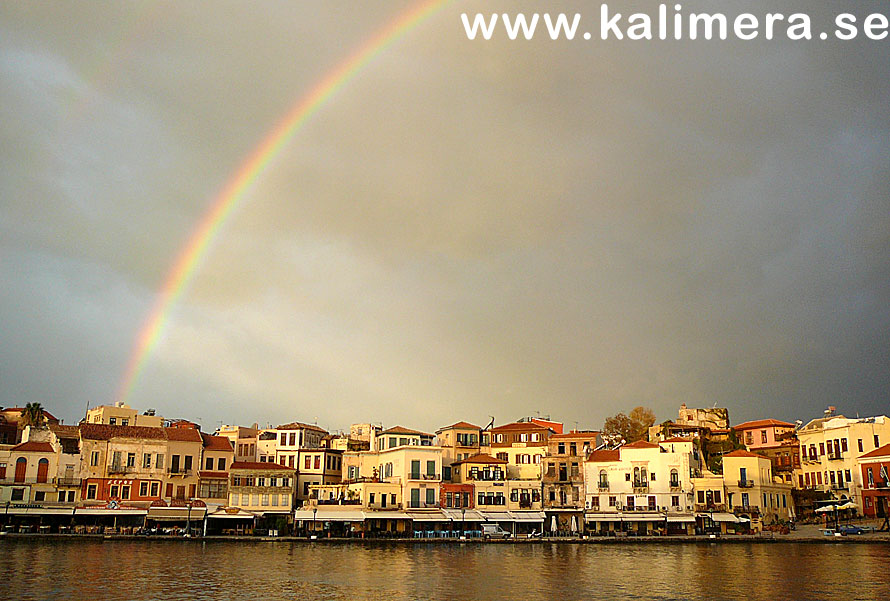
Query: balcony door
[
  {"left": 36, "top": 458, "right": 49, "bottom": 483},
  {"left": 14, "top": 457, "right": 27, "bottom": 482}
]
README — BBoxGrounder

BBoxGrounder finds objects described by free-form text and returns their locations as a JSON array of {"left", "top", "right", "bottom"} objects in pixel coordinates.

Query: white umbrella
[
  {"left": 837, "top": 501, "right": 857, "bottom": 510},
  {"left": 815, "top": 505, "right": 837, "bottom": 513},
  {"left": 550, "top": 515, "right": 557, "bottom": 533},
  {"left": 571, "top": 515, "right": 578, "bottom": 533}
]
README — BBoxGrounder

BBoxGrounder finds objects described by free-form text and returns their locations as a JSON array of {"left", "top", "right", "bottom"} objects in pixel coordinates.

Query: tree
[
  {"left": 602, "top": 406, "right": 657, "bottom": 444},
  {"left": 22, "top": 402, "right": 45, "bottom": 428}
]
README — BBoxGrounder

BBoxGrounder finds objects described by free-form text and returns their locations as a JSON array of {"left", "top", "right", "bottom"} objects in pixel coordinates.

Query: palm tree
[{"left": 22, "top": 402, "right": 45, "bottom": 428}]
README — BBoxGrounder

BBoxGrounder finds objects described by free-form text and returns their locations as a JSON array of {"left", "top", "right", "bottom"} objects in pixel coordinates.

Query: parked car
[
  {"left": 837, "top": 524, "right": 866, "bottom": 535},
  {"left": 481, "top": 523, "right": 511, "bottom": 539}
]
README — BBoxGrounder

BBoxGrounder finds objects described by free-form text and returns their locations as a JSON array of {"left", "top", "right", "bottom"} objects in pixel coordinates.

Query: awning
[
  {"left": 699, "top": 512, "right": 740, "bottom": 523},
  {"left": 147, "top": 507, "right": 207, "bottom": 521},
  {"left": 206, "top": 508, "right": 256, "bottom": 520},
  {"left": 584, "top": 512, "right": 664, "bottom": 522},
  {"left": 361, "top": 511, "right": 411, "bottom": 520},
  {"left": 441, "top": 509, "right": 485, "bottom": 522},
  {"left": 294, "top": 509, "right": 365, "bottom": 522},
  {"left": 510, "top": 511, "right": 546, "bottom": 522},
  {"left": 4, "top": 507, "right": 77, "bottom": 516},
  {"left": 406, "top": 511, "right": 447, "bottom": 522},
  {"left": 667, "top": 515, "right": 696, "bottom": 523},
  {"left": 74, "top": 508, "right": 147, "bottom": 516},
  {"left": 478, "top": 511, "right": 512, "bottom": 521}
]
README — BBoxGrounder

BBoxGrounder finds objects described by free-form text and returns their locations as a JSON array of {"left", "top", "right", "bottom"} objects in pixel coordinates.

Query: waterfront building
[
  {"left": 543, "top": 430, "right": 600, "bottom": 534},
  {"left": 584, "top": 439, "right": 698, "bottom": 535},
  {"left": 859, "top": 443, "right": 890, "bottom": 520},
  {"left": 722, "top": 449, "right": 794, "bottom": 528},
  {"left": 435, "top": 421, "right": 482, "bottom": 481},
  {"left": 343, "top": 427, "right": 443, "bottom": 514},
  {"left": 0, "top": 407, "right": 60, "bottom": 445},
  {"left": 489, "top": 421, "right": 551, "bottom": 479},
  {"left": 796, "top": 410, "right": 890, "bottom": 512},
  {"left": 197, "top": 434, "right": 234, "bottom": 507},
  {"left": 734, "top": 419, "right": 800, "bottom": 486},
  {"left": 295, "top": 448, "right": 343, "bottom": 505},
  {"left": 257, "top": 421, "right": 328, "bottom": 467},
  {"left": 228, "top": 461, "right": 296, "bottom": 517}
]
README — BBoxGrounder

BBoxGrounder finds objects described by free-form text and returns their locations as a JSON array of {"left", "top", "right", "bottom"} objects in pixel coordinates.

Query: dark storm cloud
[{"left": 1, "top": 1, "right": 887, "bottom": 431}]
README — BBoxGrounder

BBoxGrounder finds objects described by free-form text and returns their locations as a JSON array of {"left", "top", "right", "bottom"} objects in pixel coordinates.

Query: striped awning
[
  {"left": 441, "top": 509, "right": 485, "bottom": 522},
  {"left": 147, "top": 507, "right": 207, "bottom": 520},
  {"left": 510, "top": 511, "right": 546, "bottom": 522}
]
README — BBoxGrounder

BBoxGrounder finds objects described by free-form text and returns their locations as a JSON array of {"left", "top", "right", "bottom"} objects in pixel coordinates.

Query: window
[
  {"left": 841, "top": 438, "right": 848, "bottom": 452},
  {"left": 741, "top": 492, "right": 749, "bottom": 507},
  {"left": 140, "top": 482, "right": 149, "bottom": 496},
  {"left": 858, "top": 439, "right": 864, "bottom": 453},
  {"left": 314, "top": 456, "right": 320, "bottom": 470},
  {"left": 125, "top": 453, "right": 135, "bottom": 468},
  {"left": 558, "top": 443, "right": 566, "bottom": 454},
  {"left": 205, "top": 457, "right": 213, "bottom": 470},
  {"left": 410, "top": 460, "right": 421, "bottom": 479},
  {"left": 876, "top": 435, "right": 881, "bottom": 448},
  {"left": 670, "top": 469, "right": 679, "bottom": 487},
  {"left": 626, "top": 496, "right": 634, "bottom": 510},
  {"left": 280, "top": 433, "right": 287, "bottom": 446},
  {"left": 426, "top": 488, "right": 435, "bottom": 506},
  {"left": 590, "top": 496, "right": 600, "bottom": 510},
  {"left": 91, "top": 451, "right": 100, "bottom": 467},
  {"left": 143, "top": 454, "right": 152, "bottom": 469},
  {"left": 121, "top": 485, "right": 130, "bottom": 500},
  {"left": 262, "top": 494, "right": 269, "bottom": 506},
  {"left": 426, "top": 460, "right": 436, "bottom": 477},
  {"left": 156, "top": 454, "right": 164, "bottom": 469},
  {"left": 745, "top": 431, "right": 753, "bottom": 445},
  {"left": 819, "top": 443, "right": 825, "bottom": 455},
  {"left": 11, "top": 488, "right": 25, "bottom": 501},
  {"left": 410, "top": 489, "right": 421, "bottom": 508},
  {"left": 34, "top": 490, "right": 45, "bottom": 502},
  {"left": 761, "top": 430, "right": 768, "bottom": 443},
  {"left": 110, "top": 485, "right": 119, "bottom": 498},
  {"left": 151, "top": 482, "right": 159, "bottom": 496},
  {"left": 231, "top": 493, "right": 239, "bottom": 505},
  {"left": 109, "top": 418, "right": 116, "bottom": 425},
  {"left": 609, "top": 496, "right": 616, "bottom": 507},
  {"left": 184, "top": 455, "right": 193, "bottom": 471},
  {"left": 257, "top": 477, "right": 266, "bottom": 487},
  {"left": 671, "top": 495, "right": 680, "bottom": 507},
  {"left": 844, "top": 469, "right": 851, "bottom": 482},
  {"left": 121, "top": 419, "right": 128, "bottom": 426},
  {"left": 304, "top": 455, "right": 311, "bottom": 469}
]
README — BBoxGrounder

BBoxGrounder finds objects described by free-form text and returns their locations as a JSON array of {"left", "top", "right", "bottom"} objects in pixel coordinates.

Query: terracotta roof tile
[
  {"left": 586, "top": 450, "right": 620, "bottom": 462},
  {"left": 723, "top": 449, "right": 769, "bottom": 460},
  {"left": 198, "top": 471, "right": 230, "bottom": 479},
  {"left": 860, "top": 443, "right": 890, "bottom": 459},
  {"left": 437, "top": 421, "right": 481, "bottom": 432},
  {"left": 621, "top": 440, "right": 660, "bottom": 449},
  {"left": 490, "top": 422, "right": 551, "bottom": 432},
  {"left": 11, "top": 441, "right": 54, "bottom": 453},
  {"left": 49, "top": 424, "right": 80, "bottom": 439},
  {"left": 380, "top": 425, "right": 431, "bottom": 436},
  {"left": 550, "top": 431, "right": 599, "bottom": 439},
  {"left": 201, "top": 433, "right": 234, "bottom": 451},
  {"left": 165, "top": 427, "right": 203, "bottom": 442},
  {"left": 451, "top": 453, "right": 508, "bottom": 465},
  {"left": 80, "top": 423, "right": 167, "bottom": 440},
  {"left": 733, "top": 419, "right": 796, "bottom": 430}
]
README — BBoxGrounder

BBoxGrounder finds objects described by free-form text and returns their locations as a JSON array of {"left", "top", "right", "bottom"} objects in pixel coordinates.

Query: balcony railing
[
  {"left": 56, "top": 477, "right": 82, "bottom": 486},
  {"left": 826, "top": 453, "right": 843, "bottom": 461},
  {"left": 738, "top": 480, "right": 754, "bottom": 488},
  {"left": 695, "top": 504, "right": 727, "bottom": 513},
  {"left": 107, "top": 464, "right": 134, "bottom": 474},
  {"left": 421, "top": 474, "right": 440, "bottom": 481},
  {"left": 167, "top": 468, "right": 192, "bottom": 477},
  {"left": 632, "top": 480, "right": 649, "bottom": 492},
  {"left": 830, "top": 484, "right": 848, "bottom": 491},
  {"left": 597, "top": 482, "right": 609, "bottom": 491},
  {"left": 316, "top": 498, "right": 361, "bottom": 506},
  {"left": 732, "top": 505, "right": 760, "bottom": 516}
]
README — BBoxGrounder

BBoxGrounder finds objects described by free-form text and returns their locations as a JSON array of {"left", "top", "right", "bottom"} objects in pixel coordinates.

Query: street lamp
[{"left": 312, "top": 506, "right": 317, "bottom": 537}]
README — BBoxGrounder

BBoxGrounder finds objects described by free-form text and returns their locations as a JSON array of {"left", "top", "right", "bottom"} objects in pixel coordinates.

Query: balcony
[
  {"left": 107, "top": 464, "right": 133, "bottom": 474},
  {"left": 738, "top": 480, "right": 754, "bottom": 488},
  {"left": 826, "top": 453, "right": 843, "bottom": 461},
  {"left": 632, "top": 480, "right": 649, "bottom": 493},
  {"left": 695, "top": 504, "right": 727, "bottom": 513},
  {"left": 669, "top": 483, "right": 682, "bottom": 491},
  {"left": 421, "top": 474, "right": 440, "bottom": 481},
  {"left": 597, "top": 482, "right": 609, "bottom": 491},
  {"left": 830, "top": 484, "right": 848, "bottom": 491},
  {"left": 316, "top": 498, "right": 361, "bottom": 506},
  {"left": 167, "top": 468, "right": 192, "bottom": 477},
  {"left": 56, "top": 477, "right": 82, "bottom": 486},
  {"left": 732, "top": 505, "right": 760, "bottom": 517}
]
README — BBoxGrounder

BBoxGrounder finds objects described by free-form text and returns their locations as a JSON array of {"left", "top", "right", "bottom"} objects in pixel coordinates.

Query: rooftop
[{"left": 734, "top": 419, "right": 796, "bottom": 430}]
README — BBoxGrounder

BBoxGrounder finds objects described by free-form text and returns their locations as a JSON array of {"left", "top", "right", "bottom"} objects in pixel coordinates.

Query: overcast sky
[{"left": 1, "top": 1, "right": 888, "bottom": 434}]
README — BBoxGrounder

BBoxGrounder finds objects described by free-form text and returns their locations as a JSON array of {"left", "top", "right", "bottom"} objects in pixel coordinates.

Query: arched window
[
  {"left": 14, "top": 457, "right": 27, "bottom": 482},
  {"left": 670, "top": 469, "right": 679, "bottom": 487},
  {"left": 37, "top": 458, "right": 49, "bottom": 483},
  {"left": 599, "top": 469, "right": 608, "bottom": 487}
]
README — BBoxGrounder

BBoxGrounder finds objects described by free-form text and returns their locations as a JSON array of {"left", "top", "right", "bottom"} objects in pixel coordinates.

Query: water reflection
[{"left": 1, "top": 540, "right": 888, "bottom": 601}]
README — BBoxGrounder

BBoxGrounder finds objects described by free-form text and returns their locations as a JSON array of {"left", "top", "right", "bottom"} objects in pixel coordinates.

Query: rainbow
[{"left": 115, "top": 0, "right": 451, "bottom": 405}]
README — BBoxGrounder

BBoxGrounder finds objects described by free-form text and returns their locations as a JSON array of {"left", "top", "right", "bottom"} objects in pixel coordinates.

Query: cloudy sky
[{"left": 1, "top": 1, "right": 888, "bottom": 434}]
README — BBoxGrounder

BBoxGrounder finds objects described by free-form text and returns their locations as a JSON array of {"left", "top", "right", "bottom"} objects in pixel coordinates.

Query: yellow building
[{"left": 723, "top": 449, "right": 794, "bottom": 529}]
